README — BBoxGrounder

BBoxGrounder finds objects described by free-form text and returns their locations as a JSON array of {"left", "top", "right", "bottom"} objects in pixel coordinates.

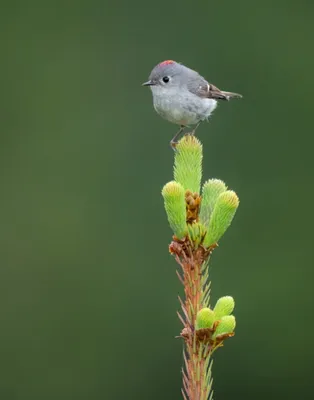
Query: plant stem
[{"left": 171, "top": 239, "right": 215, "bottom": 400}]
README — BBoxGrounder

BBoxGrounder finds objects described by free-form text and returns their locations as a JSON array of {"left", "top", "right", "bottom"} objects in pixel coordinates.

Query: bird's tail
[{"left": 220, "top": 91, "right": 243, "bottom": 101}]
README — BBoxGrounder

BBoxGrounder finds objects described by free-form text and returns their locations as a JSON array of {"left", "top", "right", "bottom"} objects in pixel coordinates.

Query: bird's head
[{"left": 142, "top": 60, "right": 182, "bottom": 90}]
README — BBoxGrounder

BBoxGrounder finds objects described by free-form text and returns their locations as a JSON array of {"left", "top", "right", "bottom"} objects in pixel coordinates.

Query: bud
[
  {"left": 195, "top": 308, "right": 215, "bottom": 330},
  {"left": 212, "top": 315, "right": 236, "bottom": 339},
  {"left": 199, "top": 179, "right": 227, "bottom": 226},
  {"left": 187, "top": 222, "right": 206, "bottom": 246},
  {"left": 213, "top": 296, "right": 235, "bottom": 320},
  {"left": 162, "top": 181, "right": 187, "bottom": 239},
  {"left": 174, "top": 135, "right": 202, "bottom": 193},
  {"left": 203, "top": 190, "right": 239, "bottom": 247}
]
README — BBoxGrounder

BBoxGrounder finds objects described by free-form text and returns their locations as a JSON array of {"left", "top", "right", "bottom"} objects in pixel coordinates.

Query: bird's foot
[
  {"left": 170, "top": 140, "right": 178, "bottom": 150},
  {"left": 170, "top": 125, "right": 185, "bottom": 150}
]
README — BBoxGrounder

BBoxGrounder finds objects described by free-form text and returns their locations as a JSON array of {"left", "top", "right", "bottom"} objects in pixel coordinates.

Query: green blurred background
[{"left": 1, "top": 1, "right": 313, "bottom": 399}]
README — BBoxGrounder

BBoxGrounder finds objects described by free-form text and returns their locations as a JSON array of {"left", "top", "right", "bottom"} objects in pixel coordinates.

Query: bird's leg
[
  {"left": 190, "top": 121, "right": 202, "bottom": 136},
  {"left": 170, "top": 125, "right": 185, "bottom": 149}
]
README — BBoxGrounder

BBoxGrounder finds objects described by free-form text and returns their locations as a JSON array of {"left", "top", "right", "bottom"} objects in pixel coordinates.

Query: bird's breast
[{"left": 151, "top": 87, "right": 217, "bottom": 125}]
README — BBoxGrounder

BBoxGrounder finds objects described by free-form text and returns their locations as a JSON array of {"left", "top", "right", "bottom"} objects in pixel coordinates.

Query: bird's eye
[{"left": 162, "top": 76, "right": 170, "bottom": 83}]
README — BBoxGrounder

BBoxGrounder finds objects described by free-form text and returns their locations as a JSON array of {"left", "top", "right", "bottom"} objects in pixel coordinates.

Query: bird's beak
[{"left": 142, "top": 80, "right": 155, "bottom": 86}]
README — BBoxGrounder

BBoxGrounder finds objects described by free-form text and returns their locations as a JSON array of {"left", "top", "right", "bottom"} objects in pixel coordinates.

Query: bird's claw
[{"left": 170, "top": 140, "right": 178, "bottom": 151}]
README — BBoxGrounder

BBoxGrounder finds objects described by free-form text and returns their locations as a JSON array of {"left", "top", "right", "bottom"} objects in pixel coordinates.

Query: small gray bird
[{"left": 142, "top": 60, "right": 242, "bottom": 147}]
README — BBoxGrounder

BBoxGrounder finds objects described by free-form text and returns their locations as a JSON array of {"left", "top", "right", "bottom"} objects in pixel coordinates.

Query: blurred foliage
[{"left": 1, "top": 1, "right": 314, "bottom": 399}]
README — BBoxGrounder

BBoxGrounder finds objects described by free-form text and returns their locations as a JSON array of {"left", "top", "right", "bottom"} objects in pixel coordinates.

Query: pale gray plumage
[{"left": 142, "top": 60, "right": 242, "bottom": 146}]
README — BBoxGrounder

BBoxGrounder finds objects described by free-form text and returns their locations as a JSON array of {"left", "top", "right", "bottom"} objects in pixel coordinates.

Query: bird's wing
[{"left": 188, "top": 77, "right": 242, "bottom": 100}]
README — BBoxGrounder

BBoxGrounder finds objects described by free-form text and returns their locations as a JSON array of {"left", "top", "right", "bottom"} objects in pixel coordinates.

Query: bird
[{"left": 142, "top": 60, "right": 242, "bottom": 148}]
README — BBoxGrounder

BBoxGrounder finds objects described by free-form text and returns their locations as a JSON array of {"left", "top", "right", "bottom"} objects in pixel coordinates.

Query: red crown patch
[{"left": 158, "top": 60, "right": 175, "bottom": 66}]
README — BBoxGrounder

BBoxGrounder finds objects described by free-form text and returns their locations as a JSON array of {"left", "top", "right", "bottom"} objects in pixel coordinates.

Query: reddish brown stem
[{"left": 171, "top": 238, "right": 215, "bottom": 400}]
